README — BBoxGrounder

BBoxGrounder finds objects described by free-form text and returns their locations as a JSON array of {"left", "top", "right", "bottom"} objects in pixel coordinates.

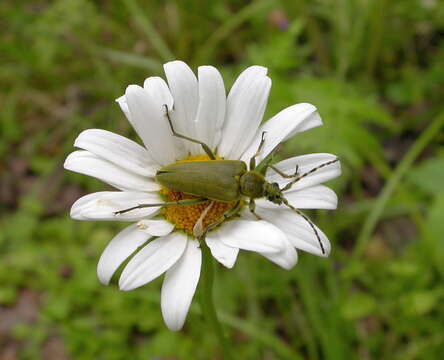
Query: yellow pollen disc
[{"left": 160, "top": 154, "right": 237, "bottom": 236}]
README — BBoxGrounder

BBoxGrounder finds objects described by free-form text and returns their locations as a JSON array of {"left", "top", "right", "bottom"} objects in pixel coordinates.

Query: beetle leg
[
  {"left": 197, "top": 200, "right": 242, "bottom": 240},
  {"left": 193, "top": 201, "right": 215, "bottom": 238},
  {"left": 249, "top": 131, "right": 267, "bottom": 170},
  {"left": 254, "top": 154, "right": 274, "bottom": 175},
  {"left": 248, "top": 199, "right": 262, "bottom": 220},
  {"left": 114, "top": 198, "right": 209, "bottom": 215},
  {"left": 281, "top": 158, "right": 339, "bottom": 192},
  {"left": 163, "top": 105, "right": 216, "bottom": 160},
  {"left": 269, "top": 164, "right": 299, "bottom": 179}
]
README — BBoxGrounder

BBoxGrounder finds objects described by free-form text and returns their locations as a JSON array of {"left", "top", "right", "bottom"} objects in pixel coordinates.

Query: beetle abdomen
[{"left": 155, "top": 160, "right": 247, "bottom": 202}]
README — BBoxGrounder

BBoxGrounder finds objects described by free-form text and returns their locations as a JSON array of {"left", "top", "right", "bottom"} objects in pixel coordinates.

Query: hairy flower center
[{"left": 161, "top": 154, "right": 237, "bottom": 236}]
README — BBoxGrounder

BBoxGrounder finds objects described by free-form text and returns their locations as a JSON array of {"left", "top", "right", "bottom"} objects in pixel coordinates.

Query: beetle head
[{"left": 263, "top": 182, "right": 285, "bottom": 205}]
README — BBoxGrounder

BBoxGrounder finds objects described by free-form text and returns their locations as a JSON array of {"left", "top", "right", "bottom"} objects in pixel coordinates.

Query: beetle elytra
[{"left": 115, "top": 105, "right": 338, "bottom": 254}]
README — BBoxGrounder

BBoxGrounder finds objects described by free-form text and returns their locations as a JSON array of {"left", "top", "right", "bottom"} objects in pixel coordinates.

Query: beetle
[{"left": 115, "top": 105, "right": 338, "bottom": 254}]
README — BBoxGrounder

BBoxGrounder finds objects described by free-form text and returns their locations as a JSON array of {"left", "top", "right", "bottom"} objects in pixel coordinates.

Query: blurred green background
[{"left": 1, "top": 0, "right": 444, "bottom": 359}]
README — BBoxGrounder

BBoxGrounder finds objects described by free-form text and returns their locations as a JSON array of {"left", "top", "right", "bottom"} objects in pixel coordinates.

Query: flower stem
[{"left": 200, "top": 243, "right": 233, "bottom": 360}]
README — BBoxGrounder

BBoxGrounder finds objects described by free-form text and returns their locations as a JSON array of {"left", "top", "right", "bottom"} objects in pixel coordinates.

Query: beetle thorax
[{"left": 239, "top": 171, "right": 265, "bottom": 199}]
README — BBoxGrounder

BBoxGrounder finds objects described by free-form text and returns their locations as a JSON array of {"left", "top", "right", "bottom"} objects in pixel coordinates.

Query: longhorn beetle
[{"left": 116, "top": 105, "right": 338, "bottom": 254}]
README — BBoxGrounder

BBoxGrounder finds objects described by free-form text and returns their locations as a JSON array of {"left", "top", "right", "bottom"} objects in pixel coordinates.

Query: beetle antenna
[
  {"left": 282, "top": 199, "right": 325, "bottom": 255},
  {"left": 281, "top": 158, "right": 339, "bottom": 192}
]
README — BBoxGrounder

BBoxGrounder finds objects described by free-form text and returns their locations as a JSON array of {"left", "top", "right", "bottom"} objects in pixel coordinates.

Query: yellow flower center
[{"left": 160, "top": 154, "right": 238, "bottom": 236}]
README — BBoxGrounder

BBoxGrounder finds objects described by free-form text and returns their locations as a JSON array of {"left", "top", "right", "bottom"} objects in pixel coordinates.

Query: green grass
[{"left": 1, "top": 0, "right": 444, "bottom": 359}]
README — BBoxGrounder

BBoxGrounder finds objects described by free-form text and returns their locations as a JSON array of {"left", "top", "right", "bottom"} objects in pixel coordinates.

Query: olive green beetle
[{"left": 116, "top": 106, "right": 338, "bottom": 254}]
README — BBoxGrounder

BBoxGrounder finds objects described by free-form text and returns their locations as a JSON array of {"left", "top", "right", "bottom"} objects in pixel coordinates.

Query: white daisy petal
[
  {"left": 136, "top": 219, "right": 175, "bottom": 237},
  {"left": 116, "top": 95, "right": 131, "bottom": 121},
  {"left": 225, "top": 65, "right": 267, "bottom": 98},
  {"left": 258, "top": 185, "right": 338, "bottom": 210},
  {"left": 255, "top": 206, "right": 331, "bottom": 257},
  {"left": 125, "top": 85, "right": 177, "bottom": 165},
  {"left": 195, "top": 66, "right": 226, "bottom": 151},
  {"left": 285, "top": 185, "right": 338, "bottom": 209},
  {"left": 164, "top": 60, "right": 199, "bottom": 154},
  {"left": 161, "top": 239, "right": 201, "bottom": 331},
  {"left": 216, "top": 65, "right": 267, "bottom": 156},
  {"left": 219, "top": 68, "right": 271, "bottom": 159},
  {"left": 266, "top": 153, "right": 341, "bottom": 191},
  {"left": 74, "top": 129, "right": 158, "bottom": 177},
  {"left": 97, "top": 224, "right": 151, "bottom": 285},
  {"left": 205, "top": 232, "right": 239, "bottom": 269},
  {"left": 260, "top": 237, "right": 298, "bottom": 269},
  {"left": 64, "top": 151, "right": 159, "bottom": 192},
  {"left": 241, "top": 103, "right": 323, "bottom": 163},
  {"left": 219, "top": 219, "right": 285, "bottom": 254},
  {"left": 144, "top": 76, "right": 174, "bottom": 111},
  {"left": 70, "top": 191, "right": 161, "bottom": 221},
  {"left": 119, "top": 232, "right": 187, "bottom": 291}
]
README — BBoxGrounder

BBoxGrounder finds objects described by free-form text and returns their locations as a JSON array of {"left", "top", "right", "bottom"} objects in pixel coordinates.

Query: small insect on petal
[{"left": 136, "top": 219, "right": 175, "bottom": 237}]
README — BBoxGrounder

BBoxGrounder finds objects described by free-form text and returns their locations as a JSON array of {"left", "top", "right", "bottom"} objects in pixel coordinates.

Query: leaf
[
  {"left": 247, "top": 20, "right": 307, "bottom": 72},
  {"left": 401, "top": 290, "right": 441, "bottom": 316},
  {"left": 387, "top": 261, "right": 419, "bottom": 277},
  {"left": 341, "top": 292, "right": 376, "bottom": 320},
  {"left": 424, "top": 193, "right": 444, "bottom": 273},
  {"left": 269, "top": 77, "right": 396, "bottom": 169},
  {"left": 407, "top": 151, "right": 444, "bottom": 195}
]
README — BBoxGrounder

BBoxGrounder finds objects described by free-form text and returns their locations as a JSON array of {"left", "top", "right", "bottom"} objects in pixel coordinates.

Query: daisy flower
[{"left": 64, "top": 60, "right": 341, "bottom": 331}]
